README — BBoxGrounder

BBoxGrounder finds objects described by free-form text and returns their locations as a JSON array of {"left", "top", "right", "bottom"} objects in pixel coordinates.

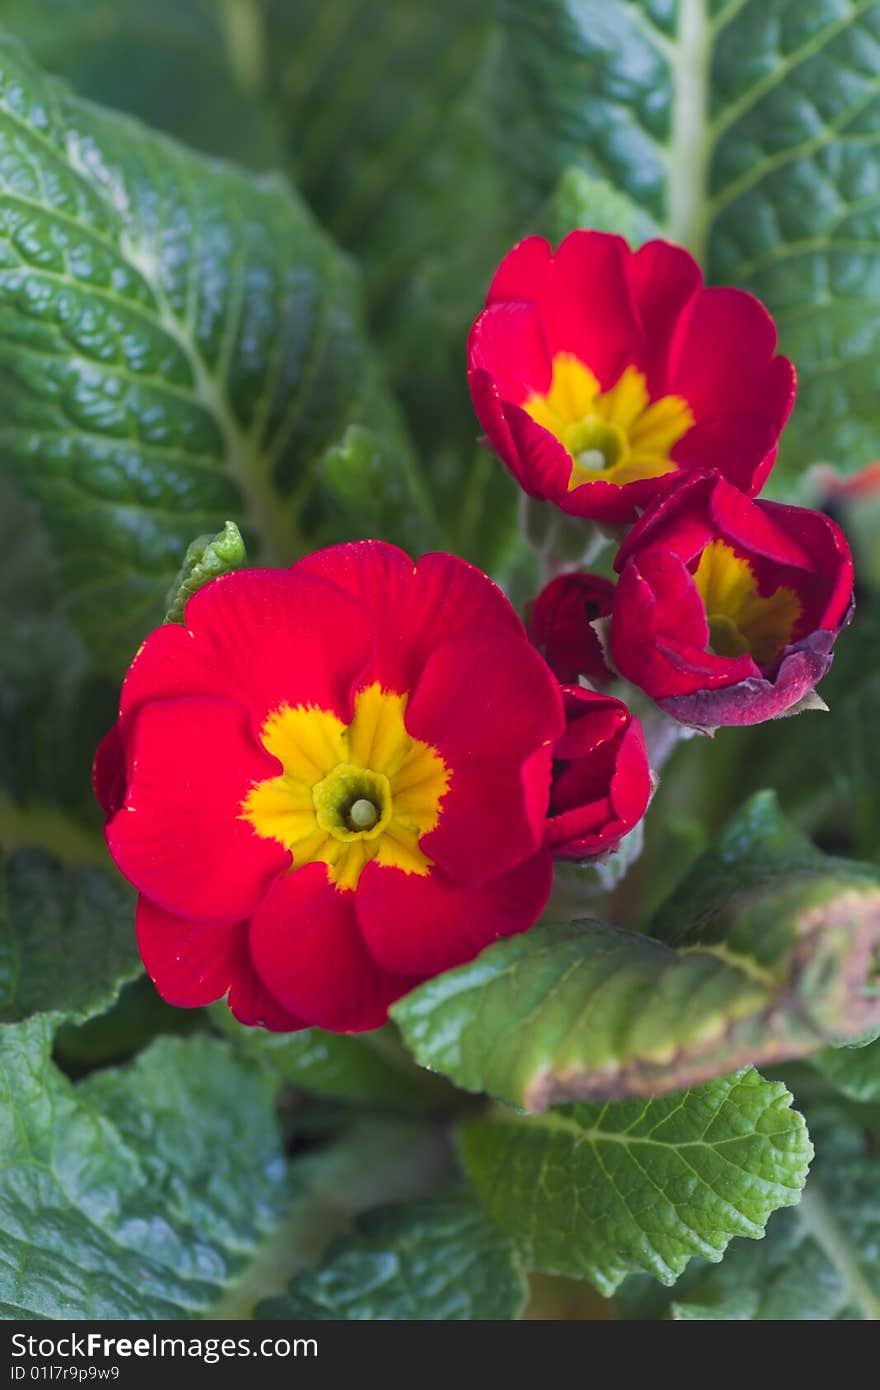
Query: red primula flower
[
  {"left": 529, "top": 571, "right": 614, "bottom": 686},
  {"left": 94, "top": 543, "right": 566, "bottom": 1033},
  {"left": 610, "top": 472, "right": 854, "bottom": 727},
  {"left": 546, "top": 687, "right": 651, "bottom": 860},
  {"left": 468, "top": 231, "right": 795, "bottom": 523}
]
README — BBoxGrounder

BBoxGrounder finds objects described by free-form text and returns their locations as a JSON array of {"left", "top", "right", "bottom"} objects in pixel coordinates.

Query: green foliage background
[{"left": 0, "top": 0, "right": 878, "bottom": 1320}]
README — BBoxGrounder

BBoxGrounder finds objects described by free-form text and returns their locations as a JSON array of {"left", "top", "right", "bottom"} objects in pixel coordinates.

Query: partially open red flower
[
  {"left": 546, "top": 687, "right": 651, "bottom": 859},
  {"left": 468, "top": 231, "right": 795, "bottom": 522},
  {"left": 529, "top": 571, "right": 614, "bottom": 686},
  {"left": 94, "top": 543, "right": 565, "bottom": 1033},
  {"left": 610, "top": 472, "right": 854, "bottom": 727}
]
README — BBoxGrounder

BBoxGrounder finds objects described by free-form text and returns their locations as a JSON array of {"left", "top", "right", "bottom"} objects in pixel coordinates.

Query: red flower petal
[
  {"left": 226, "top": 955, "right": 306, "bottom": 1032},
  {"left": 106, "top": 697, "right": 288, "bottom": 924},
  {"left": 486, "top": 234, "right": 554, "bottom": 304},
  {"left": 529, "top": 571, "right": 615, "bottom": 686},
  {"left": 136, "top": 895, "right": 304, "bottom": 1029},
  {"left": 294, "top": 541, "right": 524, "bottom": 694},
  {"left": 93, "top": 724, "right": 126, "bottom": 816},
  {"left": 249, "top": 863, "right": 412, "bottom": 1032},
  {"left": 408, "top": 625, "right": 564, "bottom": 763},
  {"left": 468, "top": 301, "right": 552, "bottom": 403},
  {"left": 666, "top": 287, "right": 791, "bottom": 421},
  {"left": 546, "top": 688, "right": 651, "bottom": 858},
  {"left": 545, "top": 231, "right": 642, "bottom": 387},
  {"left": 355, "top": 852, "right": 553, "bottom": 977},
  {"left": 120, "top": 568, "right": 371, "bottom": 731},
  {"left": 136, "top": 895, "right": 241, "bottom": 1008},
  {"left": 628, "top": 239, "right": 701, "bottom": 392}
]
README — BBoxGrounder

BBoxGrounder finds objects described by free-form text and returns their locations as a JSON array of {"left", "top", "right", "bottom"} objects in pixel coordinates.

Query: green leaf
[
  {"left": 0, "top": 37, "right": 426, "bottom": 672},
  {"left": 0, "top": 847, "right": 139, "bottom": 1026},
  {"left": 0, "top": 1023, "right": 291, "bottom": 1317},
  {"left": 0, "top": 0, "right": 286, "bottom": 170},
  {"left": 0, "top": 1020, "right": 448, "bottom": 1318},
  {"left": 211, "top": 1010, "right": 460, "bottom": 1115},
  {"left": 812, "top": 1034, "right": 880, "bottom": 1103},
  {"left": 459, "top": 1068, "right": 811, "bottom": 1297},
  {"left": 258, "top": 1191, "right": 527, "bottom": 1321},
  {"left": 164, "top": 519, "right": 246, "bottom": 623},
  {"left": 621, "top": 1107, "right": 880, "bottom": 1319},
  {"left": 494, "top": 0, "right": 880, "bottom": 477},
  {"left": 392, "top": 794, "right": 880, "bottom": 1109},
  {"left": 0, "top": 479, "right": 116, "bottom": 826}
]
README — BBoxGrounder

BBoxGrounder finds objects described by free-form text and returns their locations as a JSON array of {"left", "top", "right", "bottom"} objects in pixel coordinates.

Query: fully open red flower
[
  {"left": 610, "top": 472, "right": 854, "bottom": 727},
  {"left": 94, "top": 543, "right": 565, "bottom": 1033},
  {"left": 468, "top": 231, "right": 795, "bottom": 522},
  {"left": 547, "top": 687, "right": 651, "bottom": 859},
  {"left": 529, "top": 571, "right": 614, "bottom": 686}
]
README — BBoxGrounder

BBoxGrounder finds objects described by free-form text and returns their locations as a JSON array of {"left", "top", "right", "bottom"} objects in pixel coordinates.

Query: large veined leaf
[
  {"left": 0, "top": 847, "right": 139, "bottom": 1026},
  {"left": 619, "top": 1105, "right": 880, "bottom": 1319},
  {"left": 393, "top": 795, "right": 880, "bottom": 1109},
  {"left": 0, "top": 37, "right": 429, "bottom": 671},
  {"left": 0, "top": 1022, "right": 447, "bottom": 1319},
  {"left": 495, "top": 0, "right": 880, "bottom": 476},
  {"left": 459, "top": 1068, "right": 811, "bottom": 1297},
  {"left": 259, "top": 1191, "right": 527, "bottom": 1321}
]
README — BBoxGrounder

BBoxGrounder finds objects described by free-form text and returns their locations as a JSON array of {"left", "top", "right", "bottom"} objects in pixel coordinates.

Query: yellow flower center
[
  {"left": 241, "top": 682, "right": 450, "bottom": 892},
  {"left": 523, "top": 352, "right": 694, "bottom": 490},
  {"left": 693, "top": 541, "right": 802, "bottom": 665}
]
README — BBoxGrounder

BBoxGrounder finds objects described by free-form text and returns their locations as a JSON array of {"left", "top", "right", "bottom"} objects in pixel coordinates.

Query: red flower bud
[
  {"left": 529, "top": 571, "right": 614, "bottom": 686},
  {"left": 94, "top": 543, "right": 566, "bottom": 1033},
  {"left": 546, "top": 687, "right": 651, "bottom": 859},
  {"left": 610, "top": 472, "right": 854, "bottom": 727},
  {"left": 468, "top": 231, "right": 795, "bottom": 523}
]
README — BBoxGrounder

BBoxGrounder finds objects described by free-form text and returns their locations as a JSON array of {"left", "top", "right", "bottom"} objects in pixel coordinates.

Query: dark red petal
[
  {"left": 659, "top": 630, "right": 839, "bottom": 728},
  {"left": 486, "top": 235, "right": 554, "bottom": 304},
  {"left": 294, "top": 542, "right": 524, "bottom": 695},
  {"left": 119, "top": 568, "right": 371, "bottom": 731},
  {"left": 93, "top": 724, "right": 126, "bottom": 816},
  {"left": 545, "top": 231, "right": 642, "bottom": 387},
  {"left": 355, "top": 852, "right": 552, "bottom": 977},
  {"left": 469, "top": 368, "right": 535, "bottom": 493},
  {"left": 106, "top": 697, "right": 288, "bottom": 924},
  {"left": 628, "top": 239, "right": 702, "bottom": 392},
  {"left": 529, "top": 572, "right": 615, "bottom": 685},
  {"left": 136, "top": 895, "right": 241, "bottom": 1008},
  {"left": 248, "top": 863, "right": 411, "bottom": 1032},
  {"left": 467, "top": 301, "right": 552, "bottom": 403}
]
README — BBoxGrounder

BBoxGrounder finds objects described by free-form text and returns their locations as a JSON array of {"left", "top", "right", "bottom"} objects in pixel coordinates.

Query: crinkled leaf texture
[
  {"left": 619, "top": 1107, "right": 880, "bottom": 1319},
  {"left": 0, "top": 1020, "right": 447, "bottom": 1319},
  {"left": 259, "top": 1191, "right": 527, "bottom": 1321},
  {"left": 0, "top": 848, "right": 140, "bottom": 1026},
  {"left": 495, "top": 0, "right": 880, "bottom": 477},
  {"left": 459, "top": 1068, "right": 811, "bottom": 1297},
  {"left": 0, "top": 37, "right": 428, "bottom": 672},
  {"left": 393, "top": 795, "right": 880, "bottom": 1109},
  {"left": 0, "top": 1024, "right": 290, "bottom": 1318}
]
